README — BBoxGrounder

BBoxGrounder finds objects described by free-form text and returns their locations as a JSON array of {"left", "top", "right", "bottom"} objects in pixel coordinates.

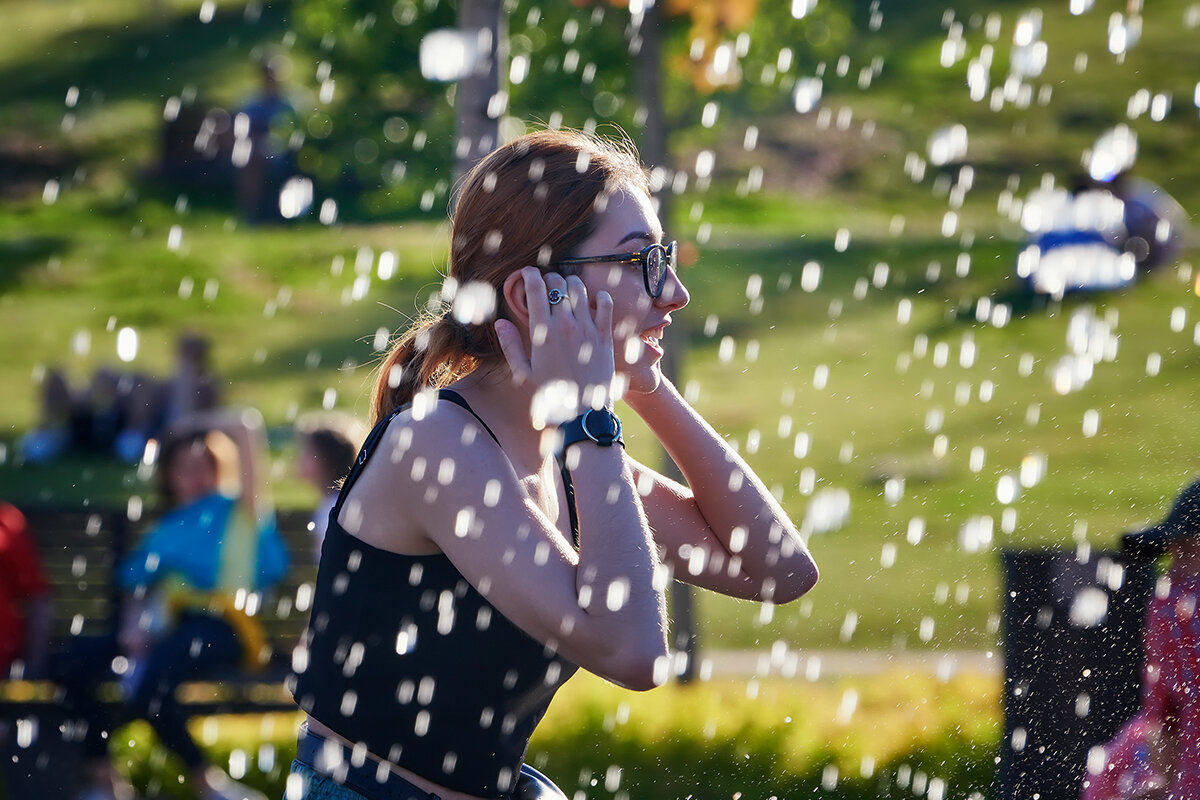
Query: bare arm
[
  {"left": 168, "top": 407, "right": 273, "bottom": 522},
  {"left": 623, "top": 377, "right": 817, "bottom": 602},
  {"left": 357, "top": 402, "right": 670, "bottom": 692}
]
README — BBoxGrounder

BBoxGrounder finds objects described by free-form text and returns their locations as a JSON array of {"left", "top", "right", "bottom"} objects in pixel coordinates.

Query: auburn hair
[{"left": 370, "top": 128, "right": 651, "bottom": 423}]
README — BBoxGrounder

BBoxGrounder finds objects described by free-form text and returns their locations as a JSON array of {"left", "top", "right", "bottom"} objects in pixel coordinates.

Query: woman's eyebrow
[{"left": 616, "top": 230, "right": 660, "bottom": 247}]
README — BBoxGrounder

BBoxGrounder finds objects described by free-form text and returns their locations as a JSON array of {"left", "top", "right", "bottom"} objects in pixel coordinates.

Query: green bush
[{"left": 527, "top": 671, "right": 1000, "bottom": 800}]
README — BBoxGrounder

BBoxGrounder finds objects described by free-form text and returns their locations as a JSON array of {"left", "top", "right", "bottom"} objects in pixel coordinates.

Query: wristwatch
[{"left": 559, "top": 408, "right": 624, "bottom": 449}]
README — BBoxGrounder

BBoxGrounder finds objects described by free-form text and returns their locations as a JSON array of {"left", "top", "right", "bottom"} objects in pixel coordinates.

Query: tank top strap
[
  {"left": 435, "top": 389, "right": 502, "bottom": 448},
  {"left": 331, "top": 389, "right": 580, "bottom": 548},
  {"left": 332, "top": 404, "right": 405, "bottom": 516}
]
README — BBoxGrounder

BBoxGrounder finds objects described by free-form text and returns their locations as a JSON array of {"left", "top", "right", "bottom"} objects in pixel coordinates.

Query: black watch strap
[{"left": 559, "top": 408, "right": 624, "bottom": 449}]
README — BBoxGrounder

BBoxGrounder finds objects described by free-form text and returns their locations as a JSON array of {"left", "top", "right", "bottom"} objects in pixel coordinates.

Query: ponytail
[{"left": 370, "top": 310, "right": 499, "bottom": 424}]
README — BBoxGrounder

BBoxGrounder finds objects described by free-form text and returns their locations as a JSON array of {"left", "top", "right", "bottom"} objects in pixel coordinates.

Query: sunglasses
[{"left": 547, "top": 240, "right": 677, "bottom": 299}]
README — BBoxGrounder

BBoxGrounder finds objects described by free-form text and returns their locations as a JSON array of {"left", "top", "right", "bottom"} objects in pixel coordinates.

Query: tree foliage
[{"left": 287, "top": 0, "right": 854, "bottom": 219}]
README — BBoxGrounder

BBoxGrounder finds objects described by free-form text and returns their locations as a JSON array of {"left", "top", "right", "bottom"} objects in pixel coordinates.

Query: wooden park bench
[
  {"left": 0, "top": 505, "right": 320, "bottom": 796},
  {"left": 0, "top": 505, "right": 318, "bottom": 717}
]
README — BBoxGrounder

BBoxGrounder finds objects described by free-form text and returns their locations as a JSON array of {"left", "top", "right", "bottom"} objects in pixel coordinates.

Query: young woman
[{"left": 288, "top": 129, "right": 819, "bottom": 800}]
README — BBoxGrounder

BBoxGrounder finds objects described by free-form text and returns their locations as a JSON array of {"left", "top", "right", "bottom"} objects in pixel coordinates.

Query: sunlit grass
[
  {"left": 99, "top": 670, "right": 1000, "bottom": 800},
  {"left": 532, "top": 670, "right": 1000, "bottom": 799}
]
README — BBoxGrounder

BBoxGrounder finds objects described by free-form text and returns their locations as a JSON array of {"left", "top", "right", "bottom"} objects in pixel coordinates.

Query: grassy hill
[{"left": 1, "top": 0, "right": 1198, "bottom": 652}]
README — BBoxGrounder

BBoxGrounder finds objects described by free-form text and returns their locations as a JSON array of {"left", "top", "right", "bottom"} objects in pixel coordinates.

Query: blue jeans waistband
[{"left": 294, "top": 722, "right": 440, "bottom": 800}]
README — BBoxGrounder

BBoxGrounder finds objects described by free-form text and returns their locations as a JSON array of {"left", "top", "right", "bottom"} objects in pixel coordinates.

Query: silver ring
[{"left": 547, "top": 288, "right": 565, "bottom": 305}]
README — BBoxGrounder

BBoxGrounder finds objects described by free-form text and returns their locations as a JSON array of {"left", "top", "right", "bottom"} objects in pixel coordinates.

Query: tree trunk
[
  {"left": 454, "top": 0, "right": 504, "bottom": 184},
  {"left": 636, "top": 4, "right": 698, "bottom": 685}
]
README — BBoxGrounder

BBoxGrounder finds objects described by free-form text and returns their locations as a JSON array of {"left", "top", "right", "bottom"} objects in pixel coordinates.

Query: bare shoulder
[{"left": 335, "top": 397, "right": 514, "bottom": 554}]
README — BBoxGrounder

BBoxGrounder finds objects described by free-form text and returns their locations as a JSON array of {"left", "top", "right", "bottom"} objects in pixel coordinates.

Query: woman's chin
[{"left": 623, "top": 363, "right": 663, "bottom": 396}]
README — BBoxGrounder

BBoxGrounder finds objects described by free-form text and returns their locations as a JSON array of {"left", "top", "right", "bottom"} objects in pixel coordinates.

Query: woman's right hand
[{"left": 495, "top": 268, "right": 616, "bottom": 420}]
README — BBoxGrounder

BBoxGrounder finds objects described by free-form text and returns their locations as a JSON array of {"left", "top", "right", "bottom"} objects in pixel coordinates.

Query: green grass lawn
[
  {"left": 5, "top": 203, "right": 1196, "bottom": 653},
  {"left": 2, "top": 0, "right": 1199, "bottom": 656}
]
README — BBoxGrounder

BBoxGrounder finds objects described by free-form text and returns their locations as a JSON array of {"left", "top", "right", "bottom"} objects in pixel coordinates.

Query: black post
[{"left": 998, "top": 548, "right": 1155, "bottom": 800}]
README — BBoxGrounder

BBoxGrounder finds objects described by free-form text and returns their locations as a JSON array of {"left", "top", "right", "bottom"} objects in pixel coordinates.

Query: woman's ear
[{"left": 501, "top": 269, "right": 532, "bottom": 329}]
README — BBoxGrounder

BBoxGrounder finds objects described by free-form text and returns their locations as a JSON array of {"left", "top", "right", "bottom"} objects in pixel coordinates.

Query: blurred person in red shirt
[{"left": 0, "top": 502, "right": 52, "bottom": 678}]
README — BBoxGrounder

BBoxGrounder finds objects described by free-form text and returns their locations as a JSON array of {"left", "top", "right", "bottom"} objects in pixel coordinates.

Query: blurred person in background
[
  {"left": 0, "top": 501, "right": 52, "bottom": 679},
  {"left": 18, "top": 332, "right": 219, "bottom": 466},
  {"left": 60, "top": 409, "right": 289, "bottom": 800},
  {"left": 1082, "top": 475, "right": 1200, "bottom": 800},
  {"left": 293, "top": 411, "right": 368, "bottom": 562},
  {"left": 234, "top": 55, "right": 300, "bottom": 223},
  {"left": 18, "top": 366, "right": 155, "bottom": 464},
  {"left": 0, "top": 502, "right": 52, "bottom": 795},
  {"left": 1104, "top": 170, "right": 1188, "bottom": 272}
]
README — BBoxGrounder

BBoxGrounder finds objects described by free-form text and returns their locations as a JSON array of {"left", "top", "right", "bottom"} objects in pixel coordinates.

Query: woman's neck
[{"left": 448, "top": 364, "right": 548, "bottom": 472}]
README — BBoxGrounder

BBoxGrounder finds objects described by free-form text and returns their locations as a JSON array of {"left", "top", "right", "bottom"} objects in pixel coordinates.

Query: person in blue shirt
[
  {"left": 69, "top": 408, "right": 289, "bottom": 800},
  {"left": 234, "top": 57, "right": 299, "bottom": 223}
]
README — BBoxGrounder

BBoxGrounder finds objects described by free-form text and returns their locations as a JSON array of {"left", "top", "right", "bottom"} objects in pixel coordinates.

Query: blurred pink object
[{"left": 1080, "top": 713, "right": 1166, "bottom": 800}]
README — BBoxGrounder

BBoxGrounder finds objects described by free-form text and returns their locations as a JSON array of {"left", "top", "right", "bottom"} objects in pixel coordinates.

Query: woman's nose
[{"left": 655, "top": 266, "right": 690, "bottom": 311}]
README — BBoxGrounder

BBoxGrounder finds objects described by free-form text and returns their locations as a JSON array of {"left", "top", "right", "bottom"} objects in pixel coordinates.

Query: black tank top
[{"left": 289, "top": 390, "right": 580, "bottom": 798}]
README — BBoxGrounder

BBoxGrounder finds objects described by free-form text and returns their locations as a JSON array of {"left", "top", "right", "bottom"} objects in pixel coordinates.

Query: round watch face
[{"left": 582, "top": 409, "right": 621, "bottom": 445}]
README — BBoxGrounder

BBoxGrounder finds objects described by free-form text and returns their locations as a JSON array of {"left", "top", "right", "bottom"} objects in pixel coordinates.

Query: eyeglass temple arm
[{"left": 549, "top": 253, "right": 641, "bottom": 267}]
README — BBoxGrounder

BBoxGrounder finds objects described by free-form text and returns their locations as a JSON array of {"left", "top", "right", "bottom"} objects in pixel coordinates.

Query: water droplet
[
  {"left": 959, "top": 516, "right": 994, "bottom": 552},
  {"left": 320, "top": 198, "right": 338, "bottom": 225},
  {"left": 1108, "top": 12, "right": 1142, "bottom": 55},
  {"left": 116, "top": 327, "right": 138, "bottom": 362},
  {"left": 906, "top": 517, "right": 925, "bottom": 545},
  {"left": 792, "top": 0, "right": 817, "bottom": 19},
  {"left": 1088, "top": 124, "right": 1137, "bottom": 181},
  {"left": 839, "top": 611, "right": 857, "bottom": 642},
  {"left": 997, "top": 474, "right": 1020, "bottom": 505},
  {"left": 451, "top": 281, "right": 497, "bottom": 325},
  {"left": 928, "top": 124, "right": 968, "bottom": 166},
  {"left": 420, "top": 29, "right": 484, "bottom": 82},
  {"left": 834, "top": 688, "right": 858, "bottom": 726},
  {"left": 1069, "top": 586, "right": 1108, "bottom": 627},
  {"left": 793, "top": 77, "right": 823, "bottom": 113},
  {"left": 279, "top": 176, "right": 313, "bottom": 219},
  {"left": 806, "top": 488, "right": 850, "bottom": 534}
]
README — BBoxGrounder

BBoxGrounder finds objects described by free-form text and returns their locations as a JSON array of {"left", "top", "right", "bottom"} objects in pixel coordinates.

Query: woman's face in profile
[
  {"left": 167, "top": 441, "right": 219, "bottom": 506},
  {"left": 575, "top": 185, "right": 690, "bottom": 394}
]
